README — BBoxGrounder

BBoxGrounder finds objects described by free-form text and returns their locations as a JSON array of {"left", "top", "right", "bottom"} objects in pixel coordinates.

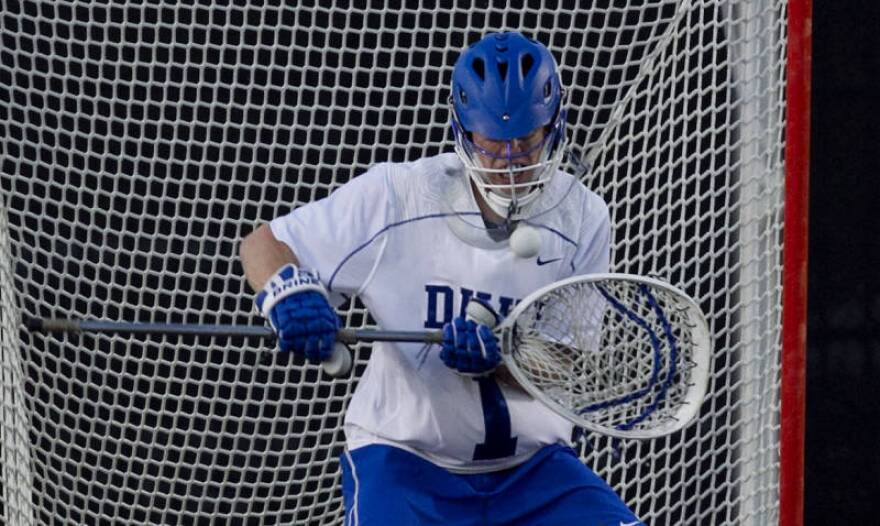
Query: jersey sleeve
[
  {"left": 269, "top": 164, "right": 396, "bottom": 296},
  {"left": 570, "top": 192, "right": 611, "bottom": 276}
]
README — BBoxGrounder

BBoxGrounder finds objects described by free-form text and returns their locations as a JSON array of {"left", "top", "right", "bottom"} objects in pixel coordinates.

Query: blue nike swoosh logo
[{"left": 536, "top": 257, "right": 563, "bottom": 266}]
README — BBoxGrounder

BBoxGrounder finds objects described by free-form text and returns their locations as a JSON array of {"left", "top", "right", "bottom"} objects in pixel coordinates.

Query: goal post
[
  {"left": 0, "top": 2, "right": 809, "bottom": 524},
  {"left": 0, "top": 194, "right": 35, "bottom": 526},
  {"left": 780, "top": 0, "right": 812, "bottom": 524}
]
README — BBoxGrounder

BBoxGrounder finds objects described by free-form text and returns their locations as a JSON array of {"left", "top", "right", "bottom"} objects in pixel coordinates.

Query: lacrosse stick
[{"left": 26, "top": 273, "right": 711, "bottom": 439}]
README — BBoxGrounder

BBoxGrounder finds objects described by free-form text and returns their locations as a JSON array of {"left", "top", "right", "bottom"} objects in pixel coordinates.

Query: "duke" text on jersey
[{"left": 423, "top": 284, "right": 520, "bottom": 328}]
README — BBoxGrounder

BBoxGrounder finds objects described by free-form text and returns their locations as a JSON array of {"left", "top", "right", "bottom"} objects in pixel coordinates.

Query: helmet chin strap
[
  {"left": 504, "top": 198, "right": 517, "bottom": 230},
  {"left": 504, "top": 158, "right": 518, "bottom": 227}
]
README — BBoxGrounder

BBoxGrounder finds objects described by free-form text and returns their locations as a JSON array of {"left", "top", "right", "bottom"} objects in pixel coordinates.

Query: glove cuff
[{"left": 255, "top": 264, "right": 328, "bottom": 317}]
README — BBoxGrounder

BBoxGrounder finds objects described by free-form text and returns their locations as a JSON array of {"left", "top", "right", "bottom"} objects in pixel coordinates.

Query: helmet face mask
[
  {"left": 451, "top": 104, "right": 568, "bottom": 219},
  {"left": 450, "top": 32, "right": 568, "bottom": 221}
]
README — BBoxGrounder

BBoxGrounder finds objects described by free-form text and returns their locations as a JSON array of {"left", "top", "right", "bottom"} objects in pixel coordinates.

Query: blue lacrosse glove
[
  {"left": 255, "top": 264, "right": 339, "bottom": 363},
  {"left": 440, "top": 299, "right": 502, "bottom": 376}
]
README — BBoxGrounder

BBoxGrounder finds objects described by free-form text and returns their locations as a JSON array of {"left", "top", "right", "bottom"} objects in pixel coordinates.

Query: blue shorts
[{"left": 340, "top": 443, "right": 642, "bottom": 526}]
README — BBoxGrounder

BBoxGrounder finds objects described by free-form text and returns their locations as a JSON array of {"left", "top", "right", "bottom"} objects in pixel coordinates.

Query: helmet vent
[
  {"left": 497, "top": 60, "right": 508, "bottom": 82},
  {"left": 472, "top": 58, "right": 485, "bottom": 81},
  {"left": 543, "top": 80, "right": 552, "bottom": 99},
  {"left": 521, "top": 53, "right": 535, "bottom": 77}
]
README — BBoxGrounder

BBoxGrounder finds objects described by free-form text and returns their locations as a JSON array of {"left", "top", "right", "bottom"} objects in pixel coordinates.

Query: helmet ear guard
[{"left": 544, "top": 91, "right": 568, "bottom": 154}]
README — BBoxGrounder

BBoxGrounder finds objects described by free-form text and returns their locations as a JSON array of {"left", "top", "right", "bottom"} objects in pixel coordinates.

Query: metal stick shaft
[{"left": 24, "top": 316, "right": 443, "bottom": 344}]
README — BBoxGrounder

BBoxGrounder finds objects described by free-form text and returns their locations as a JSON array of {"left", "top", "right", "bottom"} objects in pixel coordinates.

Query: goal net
[{"left": 0, "top": 2, "right": 807, "bottom": 525}]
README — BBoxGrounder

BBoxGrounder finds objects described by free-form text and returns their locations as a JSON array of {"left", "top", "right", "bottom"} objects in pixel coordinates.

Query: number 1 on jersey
[{"left": 472, "top": 377, "right": 518, "bottom": 460}]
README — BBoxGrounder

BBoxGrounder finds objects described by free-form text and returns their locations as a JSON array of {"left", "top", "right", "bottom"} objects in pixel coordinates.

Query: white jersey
[{"left": 270, "top": 152, "right": 610, "bottom": 473}]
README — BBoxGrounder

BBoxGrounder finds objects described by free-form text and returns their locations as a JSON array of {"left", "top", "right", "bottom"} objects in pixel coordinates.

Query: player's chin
[
  {"left": 486, "top": 172, "right": 538, "bottom": 190},
  {"left": 489, "top": 187, "right": 540, "bottom": 203}
]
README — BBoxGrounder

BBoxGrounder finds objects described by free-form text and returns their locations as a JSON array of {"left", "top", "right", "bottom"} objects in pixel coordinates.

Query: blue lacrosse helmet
[
  {"left": 451, "top": 32, "right": 563, "bottom": 141},
  {"left": 450, "top": 32, "right": 568, "bottom": 220}
]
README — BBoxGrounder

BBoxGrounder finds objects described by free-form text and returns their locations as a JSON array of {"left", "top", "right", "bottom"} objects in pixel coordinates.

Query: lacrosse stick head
[{"left": 498, "top": 274, "right": 712, "bottom": 439}]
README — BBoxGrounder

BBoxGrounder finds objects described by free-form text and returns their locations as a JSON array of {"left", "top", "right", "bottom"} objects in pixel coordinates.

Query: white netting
[{"left": 0, "top": 2, "right": 789, "bottom": 524}]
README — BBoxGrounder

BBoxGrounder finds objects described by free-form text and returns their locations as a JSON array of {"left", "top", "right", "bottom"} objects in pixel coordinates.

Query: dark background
[{"left": 806, "top": 1, "right": 880, "bottom": 523}]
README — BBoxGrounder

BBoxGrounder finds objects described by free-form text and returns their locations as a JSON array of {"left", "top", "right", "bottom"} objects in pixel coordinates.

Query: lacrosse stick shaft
[{"left": 24, "top": 316, "right": 443, "bottom": 345}]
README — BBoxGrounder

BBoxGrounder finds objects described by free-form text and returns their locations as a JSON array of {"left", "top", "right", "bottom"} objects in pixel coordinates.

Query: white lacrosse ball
[
  {"left": 466, "top": 299, "right": 498, "bottom": 328},
  {"left": 509, "top": 224, "right": 541, "bottom": 258}
]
